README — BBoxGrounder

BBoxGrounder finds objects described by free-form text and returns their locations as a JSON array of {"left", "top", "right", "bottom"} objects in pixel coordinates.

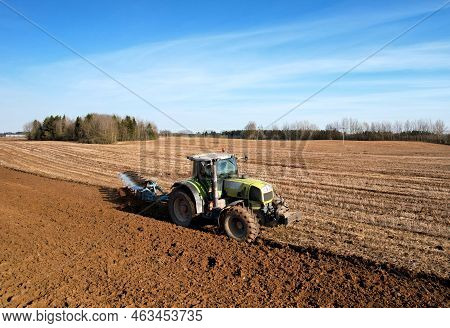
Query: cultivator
[
  {"left": 117, "top": 153, "right": 300, "bottom": 242},
  {"left": 118, "top": 171, "right": 168, "bottom": 210}
]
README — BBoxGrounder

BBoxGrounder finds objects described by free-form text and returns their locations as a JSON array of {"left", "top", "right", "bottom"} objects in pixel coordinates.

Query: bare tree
[
  {"left": 393, "top": 121, "right": 403, "bottom": 134},
  {"left": 23, "top": 120, "right": 43, "bottom": 140},
  {"left": 294, "top": 120, "right": 318, "bottom": 131},
  {"left": 23, "top": 121, "right": 33, "bottom": 136},
  {"left": 244, "top": 121, "right": 257, "bottom": 139},
  {"left": 325, "top": 121, "right": 340, "bottom": 131},
  {"left": 404, "top": 120, "right": 411, "bottom": 132},
  {"left": 244, "top": 121, "right": 257, "bottom": 131},
  {"left": 433, "top": 120, "right": 446, "bottom": 135},
  {"left": 361, "top": 121, "right": 370, "bottom": 132}
]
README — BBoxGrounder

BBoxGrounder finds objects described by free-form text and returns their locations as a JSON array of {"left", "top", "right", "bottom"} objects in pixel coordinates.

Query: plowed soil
[{"left": 0, "top": 167, "right": 448, "bottom": 307}]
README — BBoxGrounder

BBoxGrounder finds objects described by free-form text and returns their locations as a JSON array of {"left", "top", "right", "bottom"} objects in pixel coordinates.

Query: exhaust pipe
[{"left": 211, "top": 159, "right": 219, "bottom": 208}]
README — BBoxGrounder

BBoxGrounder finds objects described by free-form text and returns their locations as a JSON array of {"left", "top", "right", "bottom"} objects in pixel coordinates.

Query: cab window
[
  {"left": 199, "top": 162, "right": 212, "bottom": 178},
  {"left": 217, "top": 158, "right": 238, "bottom": 178}
]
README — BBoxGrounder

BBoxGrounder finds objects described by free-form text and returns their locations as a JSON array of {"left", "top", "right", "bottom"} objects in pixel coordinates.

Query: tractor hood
[
  {"left": 223, "top": 178, "right": 274, "bottom": 203},
  {"left": 225, "top": 178, "right": 270, "bottom": 189}
]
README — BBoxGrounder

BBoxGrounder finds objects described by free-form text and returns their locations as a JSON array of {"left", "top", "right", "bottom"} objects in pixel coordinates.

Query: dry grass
[{"left": 0, "top": 137, "right": 448, "bottom": 278}]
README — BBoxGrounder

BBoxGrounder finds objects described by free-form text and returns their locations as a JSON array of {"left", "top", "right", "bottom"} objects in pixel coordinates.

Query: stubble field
[{"left": 0, "top": 137, "right": 448, "bottom": 280}]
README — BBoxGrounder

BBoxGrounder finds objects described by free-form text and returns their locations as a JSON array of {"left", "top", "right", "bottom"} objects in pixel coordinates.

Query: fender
[{"left": 172, "top": 181, "right": 204, "bottom": 214}]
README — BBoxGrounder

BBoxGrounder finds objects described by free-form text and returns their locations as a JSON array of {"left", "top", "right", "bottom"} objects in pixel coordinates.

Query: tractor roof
[{"left": 187, "top": 153, "right": 234, "bottom": 162}]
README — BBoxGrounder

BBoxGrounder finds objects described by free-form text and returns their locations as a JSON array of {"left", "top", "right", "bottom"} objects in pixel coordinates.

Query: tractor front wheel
[
  {"left": 223, "top": 206, "right": 259, "bottom": 242},
  {"left": 169, "top": 189, "right": 195, "bottom": 227}
]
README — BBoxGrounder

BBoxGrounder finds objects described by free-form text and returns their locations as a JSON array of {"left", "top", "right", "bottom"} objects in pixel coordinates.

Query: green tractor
[{"left": 168, "top": 153, "right": 300, "bottom": 242}]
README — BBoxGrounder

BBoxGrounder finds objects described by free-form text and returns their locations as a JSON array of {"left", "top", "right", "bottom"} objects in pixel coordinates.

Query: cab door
[{"left": 195, "top": 161, "right": 213, "bottom": 200}]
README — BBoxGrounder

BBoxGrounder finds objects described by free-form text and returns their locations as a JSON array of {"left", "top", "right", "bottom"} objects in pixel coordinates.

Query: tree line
[
  {"left": 23, "top": 116, "right": 448, "bottom": 144},
  {"left": 196, "top": 118, "right": 448, "bottom": 144},
  {"left": 24, "top": 114, "right": 158, "bottom": 144}
]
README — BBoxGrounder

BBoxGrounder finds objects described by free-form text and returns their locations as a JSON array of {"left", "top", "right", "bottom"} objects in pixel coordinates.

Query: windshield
[{"left": 217, "top": 157, "right": 238, "bottom": 178}]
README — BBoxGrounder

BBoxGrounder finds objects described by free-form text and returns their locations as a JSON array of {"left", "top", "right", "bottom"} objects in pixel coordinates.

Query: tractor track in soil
[{"left": 0, "top": 167, "right": 448, "bottom": 308}]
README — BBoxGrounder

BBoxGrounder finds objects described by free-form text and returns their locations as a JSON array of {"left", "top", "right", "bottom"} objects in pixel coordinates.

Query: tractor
[
  {"left": 118, "top": 153, "right": 300, "bottom": 242},
  {"left": 168, "top": 153, "right": 299, "bottom": 242}
]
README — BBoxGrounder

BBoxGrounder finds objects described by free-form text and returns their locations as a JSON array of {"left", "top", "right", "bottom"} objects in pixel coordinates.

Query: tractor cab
[{"left": 188, "top": 153, "right": 238, "bottom": 197}]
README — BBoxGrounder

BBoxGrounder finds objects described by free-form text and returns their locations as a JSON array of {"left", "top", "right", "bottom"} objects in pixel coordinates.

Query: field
[
  {"left": 0, "top": 137, "right": 448, "bottom": 281},
  {"left": 0, "top": 167, "right": 448, "bottom": 307}
]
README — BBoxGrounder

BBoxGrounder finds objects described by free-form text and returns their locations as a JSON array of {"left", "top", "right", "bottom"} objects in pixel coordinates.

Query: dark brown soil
[{"left": 0, "top": 167, "right": 448, "bottom": 308}]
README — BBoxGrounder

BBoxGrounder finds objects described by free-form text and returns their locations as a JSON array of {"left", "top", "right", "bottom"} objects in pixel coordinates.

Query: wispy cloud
[{"left": 1, "top": 2, "right": 449, "bottom": 131}]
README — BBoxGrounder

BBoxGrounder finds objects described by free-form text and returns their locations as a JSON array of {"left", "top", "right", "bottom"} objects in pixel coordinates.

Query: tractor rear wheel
[
  {"left": 169, "top": 189, "right": 195, "bottom": 227},
  {"left": 223, "top": 206, "right": 259, "bottom": 242}
]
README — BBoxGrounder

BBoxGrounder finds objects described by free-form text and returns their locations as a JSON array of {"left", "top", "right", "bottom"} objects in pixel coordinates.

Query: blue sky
[{"left": 0, "top": 0, "right": 449, "bottom": 132}]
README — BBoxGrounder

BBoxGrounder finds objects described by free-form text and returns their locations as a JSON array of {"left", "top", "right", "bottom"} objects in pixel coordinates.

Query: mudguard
[{"left": 172, "top": 181, "right": 205, "bottom": 214}]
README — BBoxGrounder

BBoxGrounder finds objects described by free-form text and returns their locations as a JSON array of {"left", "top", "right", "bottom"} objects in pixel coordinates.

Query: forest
[{"left": 24, "top": 114, "right": 158, "bottom": 143}]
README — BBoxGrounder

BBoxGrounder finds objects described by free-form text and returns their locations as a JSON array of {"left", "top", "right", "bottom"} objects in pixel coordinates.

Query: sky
[{"left": 0, "top": 0, "right": 449, "bottom": 132}]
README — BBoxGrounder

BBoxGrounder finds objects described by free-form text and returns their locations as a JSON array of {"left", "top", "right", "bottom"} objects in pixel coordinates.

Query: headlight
[
  {"left": 263, "top": 191, "right": 274, "bottom": 202},
  {"left": 261, "top": 184, "right": 273, "bottom": 193}
]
